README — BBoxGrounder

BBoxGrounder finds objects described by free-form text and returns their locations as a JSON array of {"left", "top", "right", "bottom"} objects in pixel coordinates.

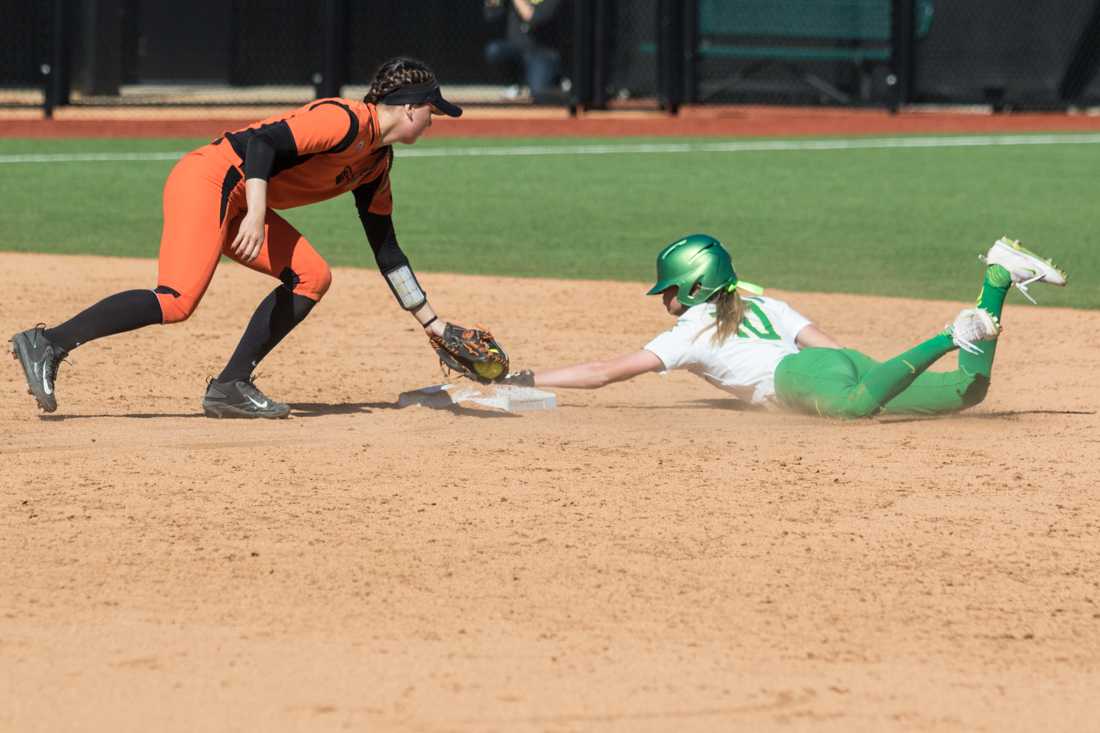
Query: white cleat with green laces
[{"left": 981, "top": 237, "right": 1068, "bottom": 304}]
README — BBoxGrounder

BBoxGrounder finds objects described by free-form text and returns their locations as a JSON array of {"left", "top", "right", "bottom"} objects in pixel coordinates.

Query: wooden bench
[{"left": 642, "top": 0, "right": 934, "bottom": 103}]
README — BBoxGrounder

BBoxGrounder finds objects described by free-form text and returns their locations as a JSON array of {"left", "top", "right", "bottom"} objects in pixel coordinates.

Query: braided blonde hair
[{"left": 363, "top": 57, "right": 437, "bottom": 104}]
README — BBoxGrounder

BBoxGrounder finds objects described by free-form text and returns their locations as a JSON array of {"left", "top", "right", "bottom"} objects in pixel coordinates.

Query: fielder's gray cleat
[
  {"left": 10, "top": 325, "right": 68, "bottom": 413},
  {"left": 202, "top": 377, "right": 290, "bottom": 419}
]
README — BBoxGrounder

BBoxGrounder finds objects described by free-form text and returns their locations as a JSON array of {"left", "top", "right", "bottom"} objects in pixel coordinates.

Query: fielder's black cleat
[
  {"left": 202, "top": 377, "right": 290, "bottom": 419},
  {"left": 10, "top": 325, "right": 68, "bottom": 413}
]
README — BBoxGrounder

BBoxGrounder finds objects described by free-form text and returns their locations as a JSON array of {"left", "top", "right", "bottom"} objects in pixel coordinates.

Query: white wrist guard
[{"left": 384, "top": 264, "right": 427, "bottom": 311}]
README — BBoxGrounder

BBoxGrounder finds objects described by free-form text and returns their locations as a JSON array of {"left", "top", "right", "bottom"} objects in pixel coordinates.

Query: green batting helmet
[{"left": 646, "top": 234, "right": 738, "bottom": 307}]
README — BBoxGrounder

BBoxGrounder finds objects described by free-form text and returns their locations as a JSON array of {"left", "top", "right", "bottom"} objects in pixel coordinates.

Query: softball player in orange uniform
[{"left": 11, "top": 57, "right": 463, "bottom": 418}]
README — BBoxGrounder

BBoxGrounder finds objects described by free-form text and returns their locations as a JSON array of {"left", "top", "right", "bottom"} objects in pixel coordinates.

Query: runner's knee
[
  {"left": 155, "top": 286, "right": 200, "bottom": 323},
  {"left": 959, "top": 374, "right": 990, "bottom": 409},
  {"left": 838, "top": 385, "right": 881, "bottom": 419}
]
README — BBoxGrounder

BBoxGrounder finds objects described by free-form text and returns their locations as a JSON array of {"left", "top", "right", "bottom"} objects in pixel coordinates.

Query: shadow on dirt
[
  {"left": 38, "top": 412, "right": 205, "bottom": 421},
  {"left": 877, "top": 409, "right": 1096, "bottom": 425},
  {"left": 286, "top": 401, "right": 397, "bottom": 416},
  {"left": 33, "top": 400, "right": 524, "bottom": 420},
  {"left": 593, "top": 398, "right": 765, "bottom": 412},
  {"left": 288, "top": 401, "right": 521, "bottom": 419}
]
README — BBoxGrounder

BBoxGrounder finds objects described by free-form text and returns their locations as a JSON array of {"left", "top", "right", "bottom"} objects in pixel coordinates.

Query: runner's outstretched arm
[{"left": 533, "top": 350, "right": 663, "bottom": 389}]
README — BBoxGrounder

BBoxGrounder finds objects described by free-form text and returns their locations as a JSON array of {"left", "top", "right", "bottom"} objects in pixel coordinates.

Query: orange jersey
[{"left": 210, "top": 98, "right": 393, "bottom": 214}]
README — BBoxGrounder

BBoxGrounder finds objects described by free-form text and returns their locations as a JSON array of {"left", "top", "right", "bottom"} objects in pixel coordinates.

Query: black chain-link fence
[
  {"left": 914, "top": 0, "right": 1100, "bottom": 108},
  {"left": 660, "top": 0, "right": 1100, "bottom": 109},
  {"left": 604, "top": 0, "right": 660, "bottom": 104},
  {"left": 2, "top": 0, "right": 1099, "bottom": 115},
  {"left": 0, "top": 0, "right": 52, "bottom": 108},
  {"left": 1, "top": 0, "right": 575, "bottom": 114}
]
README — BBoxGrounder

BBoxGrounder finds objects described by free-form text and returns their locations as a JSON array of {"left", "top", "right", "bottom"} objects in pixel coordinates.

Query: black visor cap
[{"left": 377, "top": 82, "right": 463, "bottom": 118}]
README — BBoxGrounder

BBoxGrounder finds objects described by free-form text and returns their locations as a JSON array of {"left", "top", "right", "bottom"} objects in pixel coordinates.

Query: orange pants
[{"left": 155, "top": 146, "right": 332, "bottom": 323}]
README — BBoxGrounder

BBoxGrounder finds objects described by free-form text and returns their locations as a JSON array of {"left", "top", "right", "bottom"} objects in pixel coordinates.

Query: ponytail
[
  {"left": 712, "top": 288, "right": 747, "bottom": 345},
  {"left": 695, "top": 287, "right": 747, "bottom": 346}
]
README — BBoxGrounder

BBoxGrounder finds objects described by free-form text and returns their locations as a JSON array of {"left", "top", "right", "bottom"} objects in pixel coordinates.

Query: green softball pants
[
  {"left": 773, "top": 343, "right": 988, "bottom": 418},
  {"left": 772, "top": 266, "right": 1010, "bottom": 419}
]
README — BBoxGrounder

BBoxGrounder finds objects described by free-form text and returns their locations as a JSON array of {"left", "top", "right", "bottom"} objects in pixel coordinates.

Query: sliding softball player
[{"left": 505, "top": 235, "right": 1067, "bottom": 419}]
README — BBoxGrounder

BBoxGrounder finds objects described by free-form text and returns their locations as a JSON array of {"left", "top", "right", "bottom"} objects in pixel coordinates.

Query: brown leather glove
[{"left": 428, "top": 323, "right": 509, "bottom": 384}]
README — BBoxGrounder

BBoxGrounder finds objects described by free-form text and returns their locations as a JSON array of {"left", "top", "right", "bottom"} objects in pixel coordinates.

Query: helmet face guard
[{"left": 646, "top": 234, "right": 738, "bottom": 307}]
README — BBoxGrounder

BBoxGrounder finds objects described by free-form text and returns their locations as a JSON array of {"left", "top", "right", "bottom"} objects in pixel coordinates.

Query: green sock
[
  {"left": 960, "top": 264, "right": 1010, "bottom": 379},
  {"left": 979, "top": 264, "right": 1011, "bottom": 319}
]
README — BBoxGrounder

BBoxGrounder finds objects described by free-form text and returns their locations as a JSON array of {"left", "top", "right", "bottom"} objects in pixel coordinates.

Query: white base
[{"left": 398, "top": 384, "right": 557, "bottom": 413}]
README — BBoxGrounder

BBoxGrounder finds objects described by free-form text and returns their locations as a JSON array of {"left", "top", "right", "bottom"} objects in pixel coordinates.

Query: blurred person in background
[{"left": 484, "top": 0, "right": 564, "bottom": 103}]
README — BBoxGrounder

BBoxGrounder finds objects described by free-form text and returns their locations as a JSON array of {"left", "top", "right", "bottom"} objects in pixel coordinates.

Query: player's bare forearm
[
  {"left": 243, "top": 177, "right": 267, "bottom": 217},
  {"left": 230, "top": 178, "right": 268, "bottom": 262},
  {"left": 534, "top": 362, "right": 616, "bottom": 389},
  {"left": 534, "top": 350, "right": 664, "bottom": 389},
  {"left": 412, "top": 302, "right": 444, "bottom": 337}
]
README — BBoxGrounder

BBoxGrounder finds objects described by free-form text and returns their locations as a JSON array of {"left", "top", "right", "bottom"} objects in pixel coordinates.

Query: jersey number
[{"left": 737, "top": 303, "right": 780, "bottom": 340}]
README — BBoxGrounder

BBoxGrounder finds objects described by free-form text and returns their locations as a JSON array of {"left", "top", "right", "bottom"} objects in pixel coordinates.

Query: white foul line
[
  {"left": 2, "top": 133, "right": 1100, "bottom": 164},
  {"left": 397, "top": 133, "right": 1100, "bottom": 158},
  {"left": 0, "top": 151, "right": 187, "bottom": 164}
]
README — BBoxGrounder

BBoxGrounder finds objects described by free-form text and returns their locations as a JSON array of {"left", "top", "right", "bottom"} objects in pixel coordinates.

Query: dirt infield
[{"left": 2, "top": 253, "right": 1098, "bottom": 732}]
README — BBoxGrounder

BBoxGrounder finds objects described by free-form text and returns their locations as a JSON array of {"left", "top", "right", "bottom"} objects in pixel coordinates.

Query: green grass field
[{"left": 0, "top": 134, "right": 1095, "bottom": 308}]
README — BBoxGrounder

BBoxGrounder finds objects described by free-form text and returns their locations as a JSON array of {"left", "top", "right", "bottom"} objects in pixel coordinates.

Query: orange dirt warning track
[
  {"left": 6, "top": 104, "right": 1100, "bottom": 138},
  {"left": 2, "top": 253, "right": 1099, "bottom": 732}
]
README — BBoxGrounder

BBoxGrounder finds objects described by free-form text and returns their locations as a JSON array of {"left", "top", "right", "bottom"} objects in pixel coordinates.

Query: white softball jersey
[{"left": 643, "top": 295, "right": 812, "bottom": 404}]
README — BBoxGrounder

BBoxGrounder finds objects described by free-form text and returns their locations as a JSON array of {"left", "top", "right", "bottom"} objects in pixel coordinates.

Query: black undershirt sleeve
[
  {"left": 354, "top": 187, "right": 409, "bottom": 273},
  {"left": 354, "top": 173, "right": 427, "bottom": 310},
  {"left": 242, "top": 122, "right": 298, "bottom": 181}
]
